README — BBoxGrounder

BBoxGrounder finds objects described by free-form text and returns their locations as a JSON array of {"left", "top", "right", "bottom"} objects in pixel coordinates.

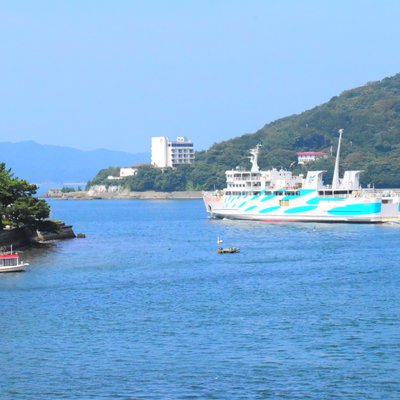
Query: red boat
[{"left": 0, "top": 250, "right": 29, "bottom": 273}]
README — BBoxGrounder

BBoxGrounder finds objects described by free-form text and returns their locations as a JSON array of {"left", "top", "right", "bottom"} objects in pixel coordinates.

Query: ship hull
[
  {"left": 203, "top": 190, "right": 400, "bottom": 224},
  {"left": 0, "top": 263, "right": 28, "bottom": 273}
]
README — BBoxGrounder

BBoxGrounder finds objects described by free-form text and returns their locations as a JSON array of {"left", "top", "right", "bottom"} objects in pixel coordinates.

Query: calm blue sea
[{"left": 0, "top": 199, "right": 399, "bottom": 399}]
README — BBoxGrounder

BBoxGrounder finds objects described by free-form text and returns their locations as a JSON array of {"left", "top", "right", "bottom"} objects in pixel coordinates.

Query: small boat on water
[
  {"left": 0, "top": 248, "right": 29, "bottom": 273},
  {"left": 217, "top": 247, "right": 240, "bottom": 254}
]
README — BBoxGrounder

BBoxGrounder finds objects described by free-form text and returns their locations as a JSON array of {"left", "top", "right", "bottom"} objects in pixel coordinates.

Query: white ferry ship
[{"left": 203, "top": 129, "right": 400, "bottom": 223}]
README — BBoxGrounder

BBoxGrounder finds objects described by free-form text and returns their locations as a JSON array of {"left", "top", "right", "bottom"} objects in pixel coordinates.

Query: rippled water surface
[{"left": 1, "top": 199, "right": 399, "bottom": 399}]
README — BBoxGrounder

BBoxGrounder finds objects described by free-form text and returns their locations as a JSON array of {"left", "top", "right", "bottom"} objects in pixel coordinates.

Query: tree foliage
[
  {"left": 86, "top": 166, "right": 121, "bottom": 189},
  {"left": 194, "top": 73, "right": 400, "bottom": 189},
  {"left": 127, "top": 165, "right": 190, "bottom": 192},
  {"left": 0, "top": 163, "right": 51, "bottom": 229}
]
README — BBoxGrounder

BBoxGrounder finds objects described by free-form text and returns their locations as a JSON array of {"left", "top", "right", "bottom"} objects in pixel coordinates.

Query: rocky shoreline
[
  {"left": 0, "top": 222, "right": 76, "bottom": 251},
  {"left": 46, "top": 190, "right": 203, "bottom": 200}
]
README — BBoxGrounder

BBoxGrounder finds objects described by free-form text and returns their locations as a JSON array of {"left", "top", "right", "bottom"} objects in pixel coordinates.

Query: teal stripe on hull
[
  {"left": 327, "top": 203, "right": 381, "bottom": 216},
  {"left": 282, "top": 195, "right": 300, "bottom": 201},
  {"left": 261, "top": 195, "right": 275, "bottom": 202},
  {"left": 260, "top": 206, "right": 281, "bottom": 213},
  {"left": 307, "top": 197, "right": 345, "bottom": 205}
]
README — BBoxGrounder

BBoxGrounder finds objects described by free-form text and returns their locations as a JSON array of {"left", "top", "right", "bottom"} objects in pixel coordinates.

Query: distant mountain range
[{"left": 0, "top": 141, "right": 149, "bottom": 185}]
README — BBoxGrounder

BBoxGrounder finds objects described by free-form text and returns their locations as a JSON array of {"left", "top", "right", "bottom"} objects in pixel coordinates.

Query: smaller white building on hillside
[
  {"left": 120, "top": 167, "right": 138, "bottom": 177},
  {"left": 108, "top": 167, "right": 138, "bottom": 180}
]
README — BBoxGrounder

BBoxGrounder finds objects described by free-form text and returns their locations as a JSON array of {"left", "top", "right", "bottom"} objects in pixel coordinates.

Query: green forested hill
[
  {"left": 90, "top": 73, "right": 400, "bottom": 190},
  {"left": 195, "top": 73, "right": 400, "bottom": 188}
]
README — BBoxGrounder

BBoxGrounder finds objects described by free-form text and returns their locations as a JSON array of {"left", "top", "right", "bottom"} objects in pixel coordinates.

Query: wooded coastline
[{"left": 45, "top": 190, "right": 203, "bottom": 200}]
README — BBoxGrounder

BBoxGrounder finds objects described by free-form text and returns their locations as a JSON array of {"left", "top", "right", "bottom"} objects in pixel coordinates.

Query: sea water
[{"left": 0, "top": 199, "right": 399, "bottom": 399}]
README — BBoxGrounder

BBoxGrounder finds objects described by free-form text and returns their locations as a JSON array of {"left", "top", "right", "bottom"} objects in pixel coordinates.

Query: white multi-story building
[
  {"left": 296, "top": 151, "right": 327, "bottom": 165},
  {"left": 151, "top": 136, "right": 195, "bottom": 168}
]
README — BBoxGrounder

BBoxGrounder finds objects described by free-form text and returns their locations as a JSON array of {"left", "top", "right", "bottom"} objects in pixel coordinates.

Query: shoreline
[
  {"left": 44, "top": 190, "right": 204, "bottom": 200},
  {"left": 0, "top": 222, "right": 76, "bottom": 251}
]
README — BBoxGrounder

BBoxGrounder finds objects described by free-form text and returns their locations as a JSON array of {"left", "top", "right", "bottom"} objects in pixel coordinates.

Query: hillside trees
[
  {"left": 86, "top": 166, "right": 120, "bottom": 188},
  {"left": 0, "top": 163, "right": 51, "bottom": 229},
  {"left": 194, "top": 73, "right": 400, "bottom": 188},
  {"left": 127, "top": 165, "right": 190, "bottom": 191},
  {"left": 88, "top": 73, "right": 400, "bottom": 190}
]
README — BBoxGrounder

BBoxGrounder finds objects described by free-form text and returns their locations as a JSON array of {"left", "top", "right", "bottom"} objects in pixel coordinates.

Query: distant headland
[
  {"left": 85, "top": 73, "right": 400, "bottom": 192},
  {"left": 45, "top": 189, "right": 203, "bottom": 200}
]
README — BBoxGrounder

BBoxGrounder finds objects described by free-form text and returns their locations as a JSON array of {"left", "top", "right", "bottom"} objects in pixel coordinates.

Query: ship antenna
[
  {"left": 332, "top": 129, "right": 343, "bottom": 190},
  {"left": 249, "top": 144, "right": 262, "bottom": 173}
]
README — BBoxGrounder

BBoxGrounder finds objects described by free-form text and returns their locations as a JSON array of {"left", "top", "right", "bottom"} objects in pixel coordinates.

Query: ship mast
[
  {"left": 249, "top": 144, "right": 262, "bottom": 173},
  {"left": 332, "top": 129, "right": 343, "bottom": 190}
]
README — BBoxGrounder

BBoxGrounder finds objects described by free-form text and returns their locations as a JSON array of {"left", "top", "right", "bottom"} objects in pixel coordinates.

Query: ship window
[
  {"left": 285, "top": 192, "right": 299, "bottom": 196},
  {"left": 318, "top": 190, "right": 352, "bottom": 196},
  {"left": 2, "top": 258, "right": 17, "bottom": 266}
]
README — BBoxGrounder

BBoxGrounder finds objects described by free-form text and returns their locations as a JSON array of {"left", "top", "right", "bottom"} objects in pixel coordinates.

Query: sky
[{"left": 1, "top": 0, "right": 400, "bottom": 154}]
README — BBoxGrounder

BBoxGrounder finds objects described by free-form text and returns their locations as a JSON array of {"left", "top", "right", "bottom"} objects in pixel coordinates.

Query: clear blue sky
[{"left": 1, "top": 0, "right": 400, "bottom": 153}]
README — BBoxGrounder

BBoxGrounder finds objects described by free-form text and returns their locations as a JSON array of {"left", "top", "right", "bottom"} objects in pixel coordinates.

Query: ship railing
[
  {"left": 361, "top": 188, "right": 400, "bottom": 198},
  {"left": 230, "top": 177, "right": 262, "bottom": 181}
]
